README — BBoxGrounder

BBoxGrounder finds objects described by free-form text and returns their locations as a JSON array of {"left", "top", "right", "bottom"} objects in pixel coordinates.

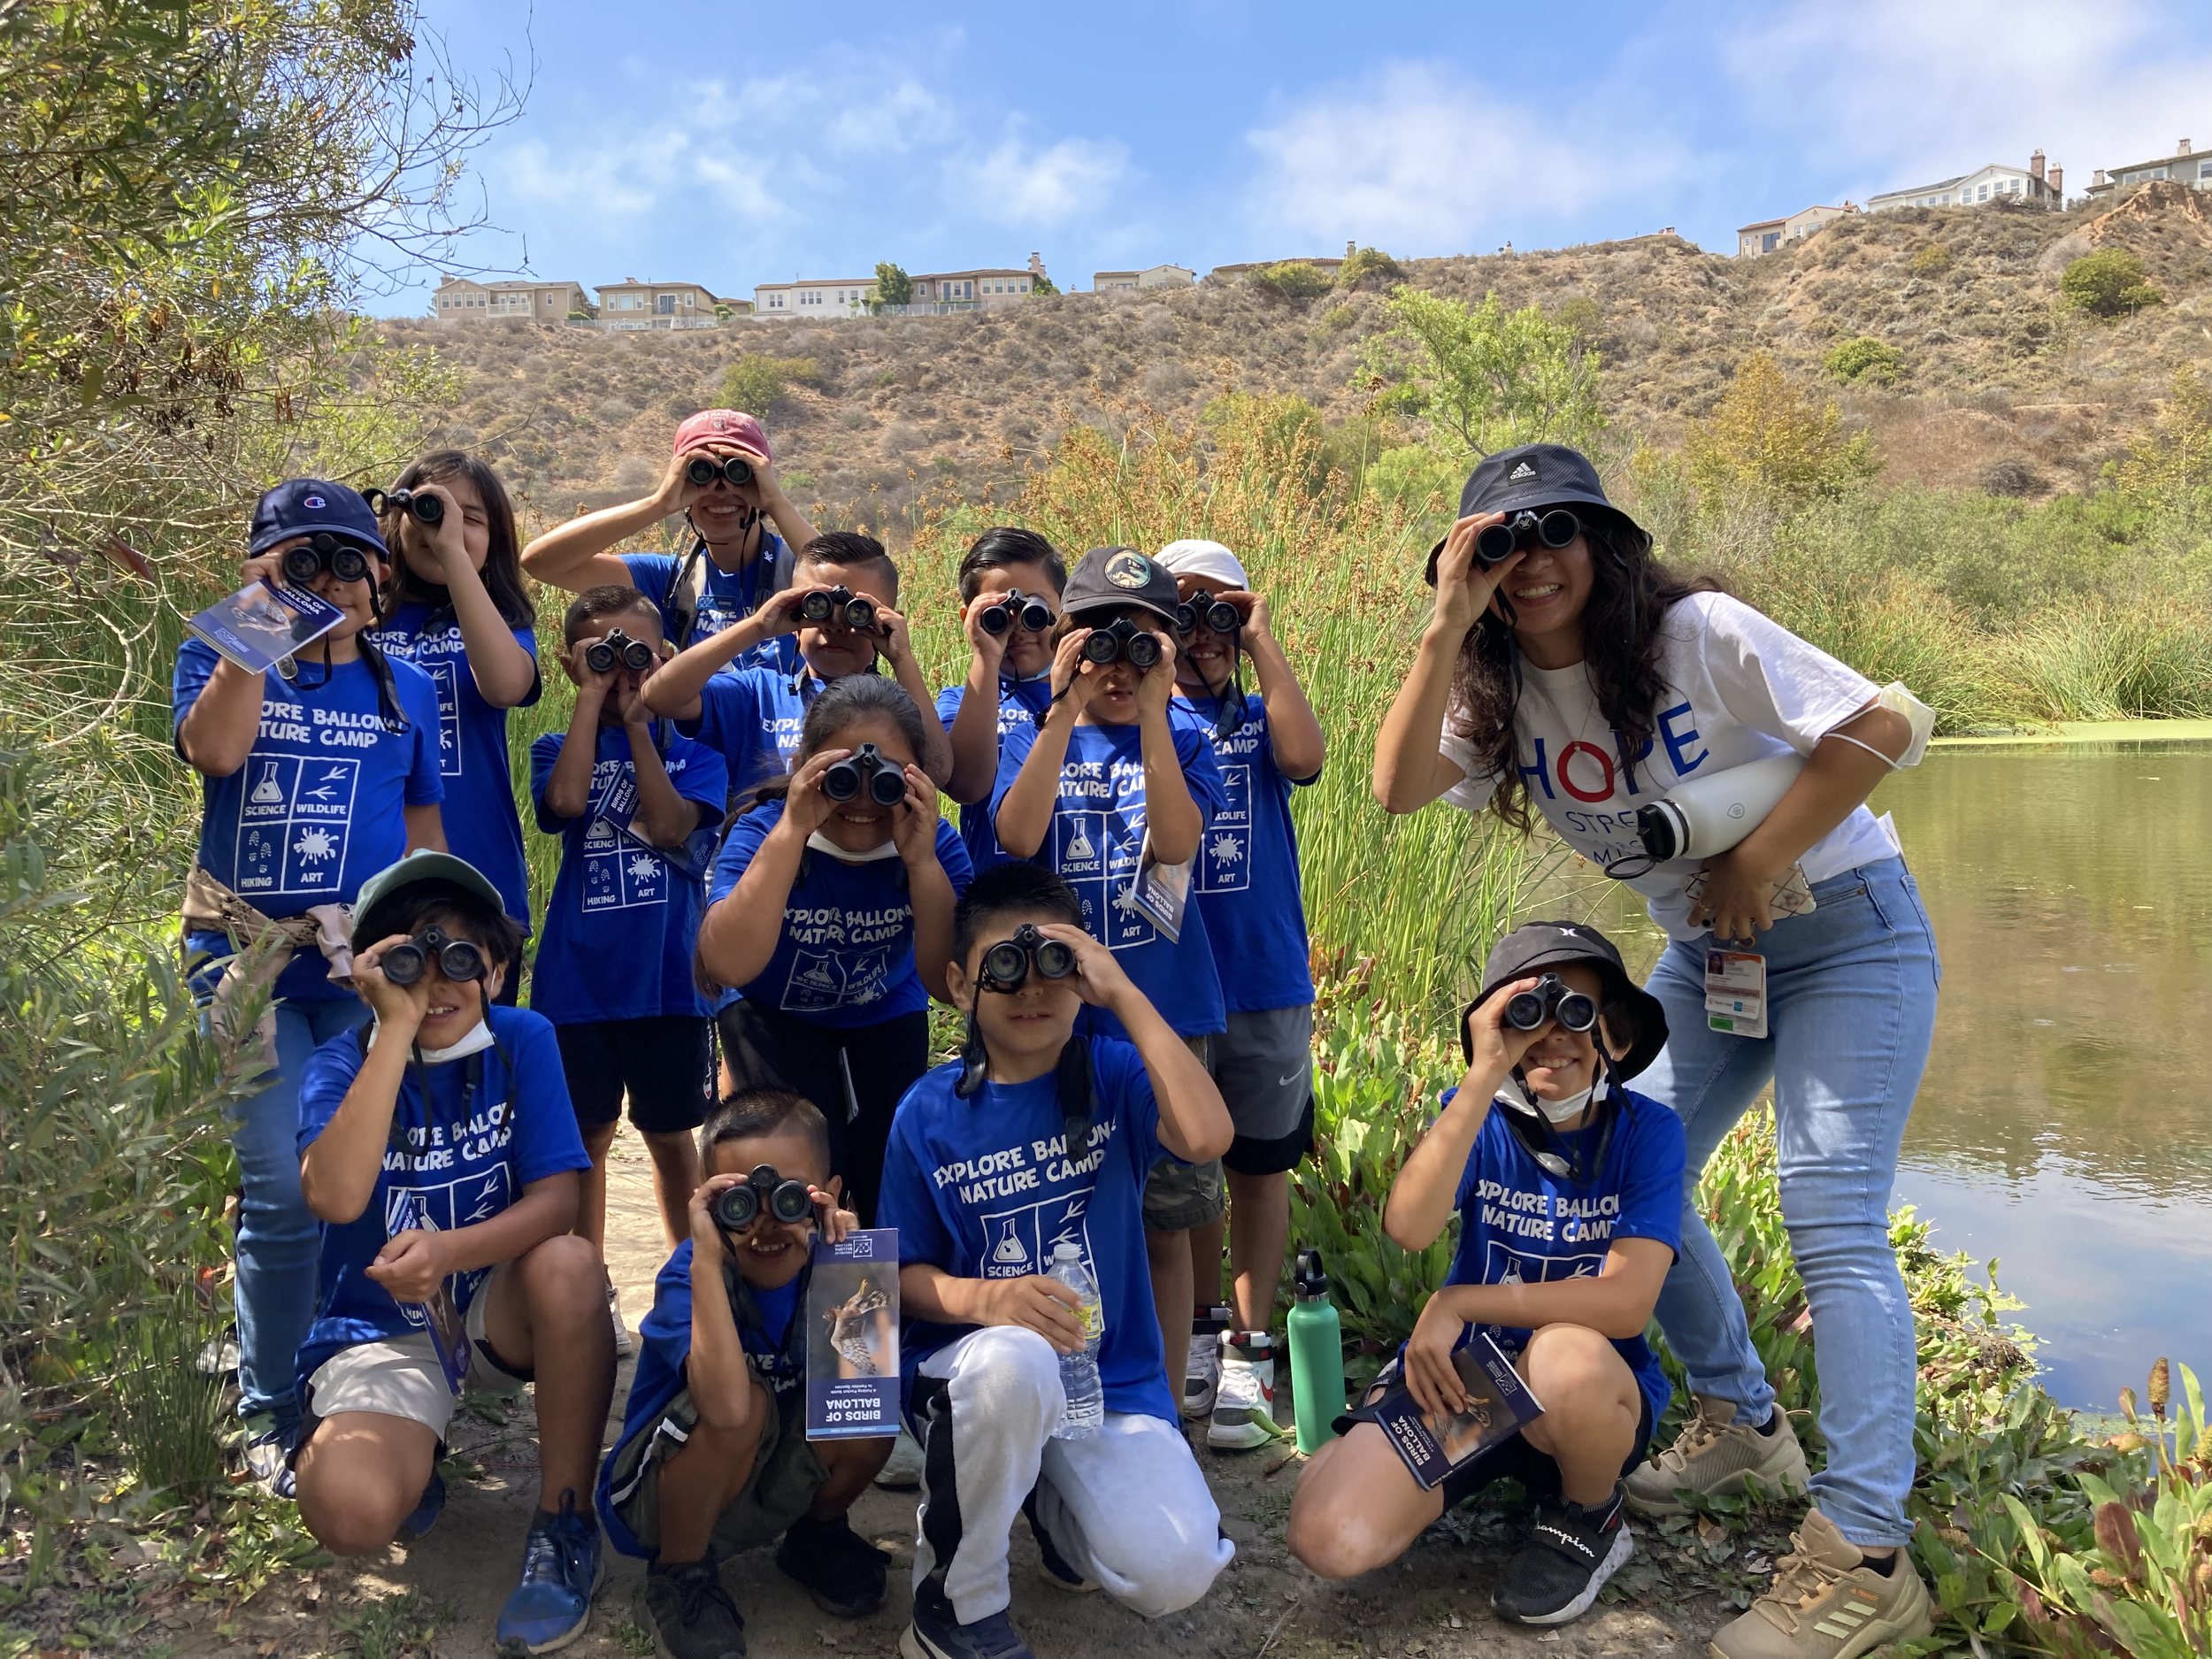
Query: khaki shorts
[
  {"left": 603, "top": 1384, "right": 828, "bottom": 1560},
  {"left": 1143, "top": 1032, "right": 1226, "bottom": 1232},
  {"left": 302, "top": 1284, "right": 527, "bottom": 1441}
]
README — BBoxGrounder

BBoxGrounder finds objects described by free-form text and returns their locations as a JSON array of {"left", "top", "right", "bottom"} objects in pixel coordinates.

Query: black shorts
[
  {"left": 1340, "top": 1356, "right": 1657, "bottom": 1512},
  {"left": 555, "top": 1016, "right": 714, "bottom": 1135}
]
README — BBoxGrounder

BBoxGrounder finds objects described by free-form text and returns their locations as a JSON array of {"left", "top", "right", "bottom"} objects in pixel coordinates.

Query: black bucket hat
[
  {"left": 1460, "top": 918, "right": 1669, "bottom": 1079},
  {"left": 1422, "top": 443, "right": 1643, "bottom": 586},
  {"left": 1061, "top": 546, "right": 1180, "bottom": 627}
]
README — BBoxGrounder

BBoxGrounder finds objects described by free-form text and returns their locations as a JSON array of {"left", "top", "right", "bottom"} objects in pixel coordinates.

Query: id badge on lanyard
[{"left": 1705, "top": 949, "right": 1769, "bottom": 1039}]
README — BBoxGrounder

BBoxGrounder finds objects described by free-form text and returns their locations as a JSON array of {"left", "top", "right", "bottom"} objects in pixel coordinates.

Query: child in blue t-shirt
[
  {"left": 877, "top": 862, "right": 1236, "bottom": 1657},
  {"left": 1153, "top": 538, "right": 1330, "bottom": 1447},
  {"left": 1287, "top": 921, "right": 1688, "bottom": 1631},
  {"left": 362, "top": 451, "right": 541, "bottom": 981},
  {"left": 598, "top": 1089, "right": 893, "bottom": 1658},
  {"left": 937, "top": 527, "right": 1068, "bottom": 873},
  {"left": 642, "top": 531, "right": 953, "bottom": 801},
  {"left": 698, "top": 674, "right": 972, "bottom": 1225},
  {"left": 518, "top": 409, "right": 818, "bottom": 678},
  {"left": 288, "top": 852, "right": 610, "bottom": 1655},
  {"left": 530, "top": 586, "right": 728, "bottom": 1312},
  {"left": 173, "top": 479, "right": 446, "bottom": 1487}
]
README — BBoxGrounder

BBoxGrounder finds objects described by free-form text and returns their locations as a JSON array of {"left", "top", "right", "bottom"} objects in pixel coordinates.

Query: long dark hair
[
  {"left": 379, "top": 449, "right": 535, "bottom": 628},
  {"left": 749, "top": 674, "right": 928, "bottom": 810},
  {"left": 1443, "top": 509, "right": 1726, "bottom": 834}
]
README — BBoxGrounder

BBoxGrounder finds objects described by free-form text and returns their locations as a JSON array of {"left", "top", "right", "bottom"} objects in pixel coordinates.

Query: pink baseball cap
[{"left": 672, "top": 409, "right": 772, "bottom": 462}]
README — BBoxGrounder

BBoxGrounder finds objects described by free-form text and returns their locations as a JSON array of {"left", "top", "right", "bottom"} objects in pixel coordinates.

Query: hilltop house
[
  {"left": 1735, "top": 204, "right": 1858, "bottom": 257},
  {"left": 1093, "top": 265, "right": 1194, "bottom": 293},
  {"left": 752, "top": 278, "right": 877, "bottom": 317},
  {"left": 594, "top": 279, "right": 722, "bottom": 329},
  {"left": 432, "top": 276, "right": 592, "bottom": 323},
  {"left": 912, "top": 255, "right": 1050, "bottom": 305},
  {"left": 1209, "top": 243, "right": 1356, "bottom": 282},
  {"left": 2085, "top": 138, "right": 2212, "bottom": 204},
  {"left": 1866, "top": 151, "right": 2064, "bottom": 212}
]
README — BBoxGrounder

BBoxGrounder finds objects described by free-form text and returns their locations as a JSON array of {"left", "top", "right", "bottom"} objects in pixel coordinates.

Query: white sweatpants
[{"left": 910, "top": 1325, "right": 1233, "bottom": 1624}]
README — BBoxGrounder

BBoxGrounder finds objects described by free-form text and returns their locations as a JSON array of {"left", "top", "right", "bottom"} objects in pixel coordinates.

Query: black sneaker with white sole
[
  {"left": 900, "top": 1578, "right": 1035, "bottom": 1659},
  {"left": 1492, "top": 1485, "right": 1633, "bottom": 1626},
  {"left": 640, "top": 1557, "right": 745, "bottom": 1659}
]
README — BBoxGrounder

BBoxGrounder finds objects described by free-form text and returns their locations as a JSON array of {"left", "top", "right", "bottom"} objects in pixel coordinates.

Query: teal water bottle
[{"left": 1287, "top": 1248, "right": 1345, "bottom": 1455}]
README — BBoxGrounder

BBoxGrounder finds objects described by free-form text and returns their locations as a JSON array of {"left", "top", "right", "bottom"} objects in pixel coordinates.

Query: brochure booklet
[
  {"left": 1120, "top": 826, "right": 1194, "bottom": 943},
  {"left": 187, "top": 579, "right": 347, "bottom": 675},
  {"left": 805, "top": 1227, "right": 900, "bottom": 1440},
  {"left": 1371, "top": 1328, "right": 1545, "bottom": 1490}
]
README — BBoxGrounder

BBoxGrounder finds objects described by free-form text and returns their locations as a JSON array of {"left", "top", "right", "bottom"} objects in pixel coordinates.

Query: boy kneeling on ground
[
  {"left": 1287, "top": 921, "right": 1685, "bottom": 1628},
  {"left": 291, "top": 852, "right": 613, "bottom": 1656},
  {"left": 597, "top": 1089, "right": 894, "bottom": 1659},
  {"left": 879, "top": 864, "right": 1237, "bottom": 1659}
]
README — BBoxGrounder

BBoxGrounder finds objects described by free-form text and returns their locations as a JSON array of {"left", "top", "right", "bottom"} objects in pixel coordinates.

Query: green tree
[
  {"left": 1338, "top": 247, "right": 1407, "bottom": 289},
  {"left": 720, "top": 354, "right": 822, "bottom": 415},
  {"left": 1248, "top": 261, "right": 1334, "bottom": 301},
  {"left": 1027, "top": 272, "right": 1060, "bottom": 296},
  {"left": 1683, "top": 351, "right": 1882, "bottom": 503},
  {"left": 1357, "top": 288, "right": 1605, "bottom": 458},
  {"left": 1824, "top": 334, "right": 1907, "bottom": 385},
  {"left": 2060, "top": 248, "right": 2163, "bottom": 319},
  {"left": 2117, "top": 364, "right": 2212, "bottom": 498},
  {"left": 872, "top": 262, "right": 912, "bottom": 311}
]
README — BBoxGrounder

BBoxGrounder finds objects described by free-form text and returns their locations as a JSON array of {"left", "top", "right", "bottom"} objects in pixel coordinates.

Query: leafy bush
[
  {"left": 719, "top": 352, "right": 821, "bottom": 415},
  {"left": 1684, "top": 352, "right": 1882, "bottom": 504},
  {"left": 1909, "top": 242, "right": 1953, "bottom": 274},
  {"left": 1337, "top": 247, "right": 1408, "bottom": 290},
  {"left": 1824, "top": 334, "right": 1905, "bottom": 386},
  {"left": 2061, "top": 248, "right": 2163, "bottom": 318},
  {"left": 1361, "top": 288, "right": 1605, "bottom": 461},
  {"left": 1248, "top": 261, "right": 1335, "bottom": 302}
]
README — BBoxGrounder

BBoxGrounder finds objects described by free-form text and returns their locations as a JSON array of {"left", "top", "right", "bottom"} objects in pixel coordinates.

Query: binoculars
[
  {"left": 281, "top": 534, "right": 375, "bottom": 587},
  {"left": 686, "top": 454, "right": 755, "bottom": 489},
  {"left": 979, "top": 588, "right": 1055, "bottom": 636},
  {"left": 381, "top": 925, "right": 487, "bottom": 987},
  {"left": 1503, "top": 973, "right": 1600, "bottom": 1034},
  {"left": 584, "top": 629, "right": 656, "bottom": 675},
  {"left": 979, "top": 924, "right": 1078, "bottom": 994},
  {"left": 1475, "top": 508, "right": 1583, "bottom": 569},
  {"left": 799, "top": 585, "right": 877, "bottom": 631},
  {"left": 821, "top": 742, "right": 907, "bottom": 806},
  {"left": 365, "top": 486, "right": 444, "bottom": 527},
  {"left": 1175, "top": 596, "right": 1241, "bottom": 637},
  {"left": 1080, "top": 617, "right": 1162, "bottom": 669},
  {"left": 711, "top": 1164, "right": 814, "bottom": 1230}
]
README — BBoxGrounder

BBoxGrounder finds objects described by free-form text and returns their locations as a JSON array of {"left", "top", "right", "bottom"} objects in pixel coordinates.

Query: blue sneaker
[
  {"left": 397, "top": 1470, "right": 446, "bottom": 1541},
  {"left": 495, "top": 1492, "right": 603, "bottom": 1655},
  {"left": 900, "top": 1579, "right": 1034, "bottom": 1659}
]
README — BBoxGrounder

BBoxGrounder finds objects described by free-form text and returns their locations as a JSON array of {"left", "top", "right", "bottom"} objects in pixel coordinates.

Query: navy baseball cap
[
  {"left": 1423, "top": 444, "right": 1642, "bottom": 586},
  {"left": 1462, "top": 918, "right": 1670, "bottom": 1079},
  {"left": 248, "top": 480, "right": 388, "bottom": 561},
  {"left": 1061, "top": 546, "right": 1180, "bottom": 626}
]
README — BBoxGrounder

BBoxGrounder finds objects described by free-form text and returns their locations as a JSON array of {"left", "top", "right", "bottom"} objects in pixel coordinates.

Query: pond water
[{"left": 1534, "top": 730, "right": 2212, "bottom": 1411}]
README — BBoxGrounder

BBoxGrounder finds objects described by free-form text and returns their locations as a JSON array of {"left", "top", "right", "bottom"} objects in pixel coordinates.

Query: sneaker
[
  {"left": 1021, "top": 1488, "right": 1098, "bottom": 1593},
  {"left": 1624, "top": 1394, "right": 1809, "bottom": 1517},
  {"left": 196, "top": 1326, "right": 241, "bottom": 1378},
  {"left": 641, "top": 1557, "right": 745, "bottom": 1659},
  {"left": 774, "top": 1511, "right": 890, "bottom": 1617},
  {"left": 1208, "top": 1333, "right": 1278, "bottom": 1450},
  {"left": 1180, "top": 1330, "right": 1221, "bottom": 1420},
  {"left": 1708, "top": 1509, "right": 1932, "bottom": 1659},
  {"left": 397, "top": 1470, "right": 446, "bottom": 1541},
  {"left": 875, "top": 1425, "right": 926, "bottom": 1490},
  {"left": 1493, "top": 1486, "right": 1634, "bottom": 1625},
  {"left": 901, "top": 1580, "right": 1035, "bottom": 1659},
  {"left": 495, "top": 1492, "right": 604, "bottom": 1655},
  {"left": 607, "top": 1280, "right": 634, "bottom": 1360},
  {"left": 239, "top": 1413, "right": 298, "bottom": 1501}
]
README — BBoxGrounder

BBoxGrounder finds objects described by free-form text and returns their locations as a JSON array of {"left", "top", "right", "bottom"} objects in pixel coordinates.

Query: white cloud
[{"left": 947, "top": 130, "right": 1133, "bottom": 227}]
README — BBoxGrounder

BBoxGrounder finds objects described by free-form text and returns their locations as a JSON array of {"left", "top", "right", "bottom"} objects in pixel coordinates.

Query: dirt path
[{"left": 162, "top": 1121, "right": 1735, "bottom": 1658}]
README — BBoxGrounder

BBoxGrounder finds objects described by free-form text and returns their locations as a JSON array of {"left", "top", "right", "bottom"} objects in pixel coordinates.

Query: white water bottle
[
  {"left": 1047, "top": 1240, "right": 1104, "bottom": 1439},
  {"left": 1635, "top": 753, "right": 1805, "bottom": 863}
]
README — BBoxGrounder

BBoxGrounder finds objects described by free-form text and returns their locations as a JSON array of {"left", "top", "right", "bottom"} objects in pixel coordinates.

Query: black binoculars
[
  {"left": 979, "top": 924, "right": 1078, "bottom": 994},
  {"left": 585, "top": 629, "right": 656, "bottom": 675},
  {"left": 686, "top": 454, "right": 754, "bottom": 489},
  {"left": 381, "top": 924, "right": 486, "bottom": 987},
  {"left": 799, "top": 585, "right": 877, "bottom": 631},
  {"left": 1475, "top": 508, "right": 1583, "bottom": 569},
  {"left": 979, "top": 588, "right": 1055, "bottom": 636},
  {"left": 365, "top": 486, "right": 445, "bottom": 527},
  {"left": 711, "top": 1164, "right": 814, "bottom": 1230},
  {"left": 821, "top": 742, "right": 907, "bottom": 806},
  {"left": 1175, "top": 596, "right": 1241, "bottom": 637},
  {"left": 281, "top": 534, "right": 375, "bottom": 587},
  {"left": 1080, "top": 617, "right": 1162, "bottom": 669},
  {"left": 1503, "top": 973, "right": 1600, "bottom": 1034}
]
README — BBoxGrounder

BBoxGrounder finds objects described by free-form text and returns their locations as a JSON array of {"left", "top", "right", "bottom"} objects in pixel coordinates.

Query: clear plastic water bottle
[{"left": 1048, "top": 1240, "right": 1104, "bottom": 1439}]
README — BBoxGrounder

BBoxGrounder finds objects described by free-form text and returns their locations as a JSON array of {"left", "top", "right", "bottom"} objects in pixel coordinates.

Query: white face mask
[
  {"left": 406, "top": 1018, "right": 495, "bottom": 1064},
  {"left": 1498, "top": 1069, "right": 1601, "bottom": 1125},
  {"left": 806, "top": 831, "right": 901, "bottom": 863}
]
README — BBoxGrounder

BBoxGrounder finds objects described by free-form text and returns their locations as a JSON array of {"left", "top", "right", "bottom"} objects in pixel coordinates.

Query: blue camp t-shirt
[
  {"left": 597, "top": 1237, "right": 803, "bottom": 1557},
  {"left": 363, "top": 601, "right": 541, "bottom": 930},
  {"left": 989, "top": 715, "right": 1228, "bottom": 1041},
  {"left": 680, "top": 665, "right": 825, "bottom": 802},
  {"left": 707, "top": 798, "right": 973, "bottom": 1029},
  {"left": 1175, "top": 690, "right": 1317, "bottom": 1013},
  {"left": 1441, "top": 1087, "right": 1687, "bottom": 1428},
  {"left": 879, "top": 1041, "right": 1176, "bottom": 1422},
  {"left": 173, "top": 639, "right": 445, "bottom": 1002},
  {"left": 622, "top": 540, "right": 799, "bottom": 677},
  {"left": 935, "top": 674, "right": 1055, "bottom": 874},
  {"left": 293, "top": 1004, "right": 591, "bottom": 1393},
  {"left": 527, "top": 725, "right": 727, "bottom": 1023}
]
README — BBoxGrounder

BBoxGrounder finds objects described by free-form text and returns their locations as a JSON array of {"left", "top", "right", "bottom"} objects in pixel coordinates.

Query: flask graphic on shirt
[
  {"left": 250, "top": 762, "right": 285, "bottom": 804},
  {"left": 990, "top": 1216, "right": 1029, "bottom": 1266},
  {"left": 1064, "top": 826, "right": 1095, "bottom": 860}
]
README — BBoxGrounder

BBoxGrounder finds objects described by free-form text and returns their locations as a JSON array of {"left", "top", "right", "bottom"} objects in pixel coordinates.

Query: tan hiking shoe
[
  {"left": 1709, "top": 1509, "right": 1932, "bottom": 1659},
  {"left": 1624, "top": 1394, "right": 1809, "bottom": 1517}
]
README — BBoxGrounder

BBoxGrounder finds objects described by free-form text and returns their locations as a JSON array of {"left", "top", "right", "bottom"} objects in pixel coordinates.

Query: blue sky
[{"left": 380, "top": 0, "right": 2212, "bottom": 316}]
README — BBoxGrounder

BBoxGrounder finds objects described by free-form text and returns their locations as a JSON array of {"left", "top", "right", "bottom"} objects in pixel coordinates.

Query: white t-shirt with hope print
[{"left": 1437, "top": 592, "right": 1899, "bottom": 941}]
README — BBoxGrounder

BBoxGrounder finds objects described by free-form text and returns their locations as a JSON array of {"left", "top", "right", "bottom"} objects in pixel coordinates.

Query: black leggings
[{"left": 715, "top": 1000, "right": 930, "bottom": 1227}]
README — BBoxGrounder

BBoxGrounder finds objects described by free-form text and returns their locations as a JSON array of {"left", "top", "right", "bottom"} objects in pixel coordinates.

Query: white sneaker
[
  {"left": 1208, "top": 1333, "right": 1278, "bottom": 1450},
  {"left": 1180, "top": 1330, "right": 1220, "bottom": 1420},
  {"left": 875, "top": 1426, "right": 926, "bottom": 1489},
  {"left": 606, "top": 1281, "right": 634, "bottom": 1359}
]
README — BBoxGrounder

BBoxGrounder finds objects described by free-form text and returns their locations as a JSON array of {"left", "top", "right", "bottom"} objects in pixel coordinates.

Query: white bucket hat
[{"left": 1154, "top": 539, "right": 1248, "bottom": 588}]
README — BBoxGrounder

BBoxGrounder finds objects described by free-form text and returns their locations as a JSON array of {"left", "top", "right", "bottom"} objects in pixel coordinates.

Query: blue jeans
[
  {"left": 1637, "top": 856, "right": 1939, "bottom": 1548},
  {"left": 228, "top": 994, "right": 365, "bottom": 1424}
]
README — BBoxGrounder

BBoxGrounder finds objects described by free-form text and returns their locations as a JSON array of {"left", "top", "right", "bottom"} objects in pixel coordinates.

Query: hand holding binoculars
[
  {"left": 280, "top": 534, "right": 376, "bottom": 587},
  {"left": 711, "top": 1164, "right": 814, "bottom": 1230},
  {"left": 1473, "top": 508, "right": 1583, "bottom": 570},
  {"left": 686, "top": 454, "right": 755, "bottom": 489},
  {"left": 584, "top": 630, "right": 656, "bottom": 675},
  {"left": 979, "top": 924, "right": 1079, "bottom": 994},
  {"left": 979, "top": 588, "right": 1055, "bottom": 636},
  {"left": 1079, "top": 617, "right": 1163, "bottom": 669},
  {"left": 799, "top": 586, "right": 878, "bottom": 631},
  {"left": 1502, "top": 973, "right": 1599, "bottom": 1034},
  {"left": 380, "top": 925, "right": 487, "bottom": 987},
  {"left": 1174, "top": 595, "right": 1244, "bottom": 637},
  {"left": 820, "top": 742, "right": 908, "bottom": 806},
  {"left": 364, "top": 486, "right": 445, "bottom": 528}
]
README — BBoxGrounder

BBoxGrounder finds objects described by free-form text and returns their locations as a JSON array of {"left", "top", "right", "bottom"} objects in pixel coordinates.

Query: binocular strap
[
  {"left": 1500, "top": 1049, "right": 1620, "bottom": 1187},
  {"left": 954, "top": 1023, "right": 1094, "bottom": 1166}
]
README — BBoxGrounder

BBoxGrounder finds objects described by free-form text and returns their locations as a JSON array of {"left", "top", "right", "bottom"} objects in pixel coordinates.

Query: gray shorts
[
  {"left": 603, "top": 1384, "right": 829, "bottom": 1560},
  {"left": 302, "top": 1286, "right": 526, "bottom": 1441},
  {"left": 1210, "top": 1004, "right": 1315, "bottom": 1171}
]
